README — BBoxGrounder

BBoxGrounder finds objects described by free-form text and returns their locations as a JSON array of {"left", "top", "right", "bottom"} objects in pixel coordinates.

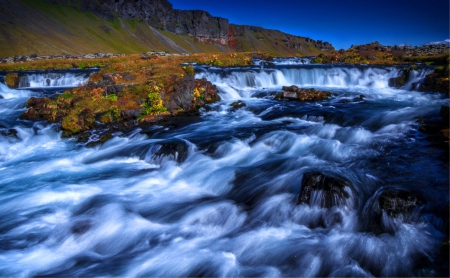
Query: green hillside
[{"left": 0, "top": 0, "right": 329, "bottom": 57}]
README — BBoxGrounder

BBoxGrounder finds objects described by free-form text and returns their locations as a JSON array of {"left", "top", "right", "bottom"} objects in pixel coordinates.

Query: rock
[
  {"left": 167, "top": 76, "right": 196, "bottom": 111},
  {"left": 1, "top": 129, "right": 19, "bottom": 139},
  {"left": 282, "top": 85, "right": 298, "bottom": 92},
  {"left": 167, "top": 76, "right": 219, "bottom": 113},
  {"left": 4, "top": 73, "right": 19, "bottom": 88},
  {"left": 276, "top": 86, "right": 331, "bottom": 101},
  {"left": 363, "top": 188, "right": 425, "bottom": 235},
  {"left": 121, "top": 108, "right": 143, "bottom": 120},
  {"left": 20, "top": 107, "right": 40, "bottom": 120},
  {"left": 283, "top": 91, "right": 298, "bottom": 100},
  {"left": 388, "top": 71, "right": 407, "bottom": 88},
  {"left": 150, "top": 139, "right": 189, "bottom": 163},
  {"left": 230, "top": 100, "right": 246, "bottom": 109},
  {"left": 297, "top": 172, "right": 353, "bottom": 208},
  {"left": 105, "top": 84, "right": 125, "bottom": 94}
]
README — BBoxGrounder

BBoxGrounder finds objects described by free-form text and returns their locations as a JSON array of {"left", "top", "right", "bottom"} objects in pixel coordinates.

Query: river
[{"left": 0, "top": 61, "right": 448, "bottom": 277}]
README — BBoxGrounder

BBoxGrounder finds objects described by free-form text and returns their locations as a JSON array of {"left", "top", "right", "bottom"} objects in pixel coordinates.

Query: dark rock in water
[
  {"left": 362, "top": 188, "right": 425, "bottom": 235},
  {"left": 388, "top": 71, "right": 407, "bottom": 88},
  {"left": 276, "top": 86, "right": 331, "bottom": 101},
  {"left": 1, "top": 128, "right": 19, "bottom": 139},
  {"left": 282, "top": 85, "right": 298, "bottom": 92},
  {"left": 297, "top": 172, "right": 352, "bottom": 208},
  {"left": 151, "top": 139, "right": 189, "bottom": 163},
  {"left": 20, "top": 107, "right": 40, "bottom": 120},
  {"left": 230, "top": 100, "right": 246, "bottom": 109}
]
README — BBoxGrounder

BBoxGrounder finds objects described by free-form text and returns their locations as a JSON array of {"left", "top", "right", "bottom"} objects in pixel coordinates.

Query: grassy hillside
[{"left": 0, "top": 0, "right": 327, "bottom": 57}]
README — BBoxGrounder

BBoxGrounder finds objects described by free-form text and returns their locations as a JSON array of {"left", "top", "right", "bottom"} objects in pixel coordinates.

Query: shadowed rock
[
  {"left": 362, "top": 188, "right": 425, "bottom": 235},
  {"left": 150, "top": 139, "right": 189, "bottom": 163},
  {"left": 297, "top": 172, "right": 352, "bottom": 208}
]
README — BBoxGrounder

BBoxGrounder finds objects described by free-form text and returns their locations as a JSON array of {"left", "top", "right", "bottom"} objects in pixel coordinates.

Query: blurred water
[{"left": 0, "top": 65, "right": 448, "bottom": 277}]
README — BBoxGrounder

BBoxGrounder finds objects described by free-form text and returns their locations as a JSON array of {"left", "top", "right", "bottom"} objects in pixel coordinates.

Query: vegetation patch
[{"left": 4, "top": 73, "right": 19, "bottom": 88}]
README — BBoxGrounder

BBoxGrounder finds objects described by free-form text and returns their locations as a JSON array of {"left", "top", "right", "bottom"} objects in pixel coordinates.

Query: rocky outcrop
[
  {"left": 166, "top": 76, "right": 219, "bottom": 113},
  {"left": 352, "top": 41, "right": 449, "bottom": 56},
  {"left": 44, "top": 0, "right": 229, "bottom": 44},
  {"left": 275, "top": 86, "right": 332, "bottom": 101}
]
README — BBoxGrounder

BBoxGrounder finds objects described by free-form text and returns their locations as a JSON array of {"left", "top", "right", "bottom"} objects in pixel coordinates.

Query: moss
[
  {"left": 62, "top": 114, "right": 82, "bottom": 134},
  {"left": 4, "top": 73, "right": 19, "bottom": 88}
]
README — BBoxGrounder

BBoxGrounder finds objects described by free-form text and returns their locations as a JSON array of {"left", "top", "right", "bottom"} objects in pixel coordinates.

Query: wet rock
[
  {"left": 20, "top": 107, "right": 40, "bottom": 120},
  {"left": 1, "top": 129, "right": 19, "bottom": 139},
  {"left": 230, "top": 100, "right": 246, "bottom": 109},
  {"left": 363, "top": 188, "right": 425, "bottom": 235},
  {"left": 297, "top": 172, "right": 352, "bottom": 208},
  {"left": 150, "top": 139, "right": 189, "bottom": 163},
  {"left": 388, "top": 71, "right": 407, "bottom": 88},
  {"left": 282, "top": 85, "right": 299, "bottom": 92},
  {"left": 276, "top": 86, "right": 331, "bottom": 101},
  {"left": 4, "top": 73, "right": 19, "bottom": 88}
]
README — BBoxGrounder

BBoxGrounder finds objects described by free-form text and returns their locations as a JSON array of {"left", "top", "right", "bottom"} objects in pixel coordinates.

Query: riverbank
[{"left": 1, "top": 51, "right": 448, "bottom": 145}]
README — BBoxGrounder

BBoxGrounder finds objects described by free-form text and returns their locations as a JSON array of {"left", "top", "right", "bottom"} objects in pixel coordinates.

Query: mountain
[{"left": 0, "top": 0, "right": 334, "bottom": 57}]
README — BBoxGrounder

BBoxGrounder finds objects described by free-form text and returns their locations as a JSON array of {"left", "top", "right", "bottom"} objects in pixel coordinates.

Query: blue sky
[{"left": 169, "top": 0, "right": 449, "bottom": 50}]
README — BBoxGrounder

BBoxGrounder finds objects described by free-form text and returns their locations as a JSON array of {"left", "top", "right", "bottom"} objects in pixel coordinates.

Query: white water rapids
[{"left": 0, "top": 64, "right": 448, "bottom": 277}]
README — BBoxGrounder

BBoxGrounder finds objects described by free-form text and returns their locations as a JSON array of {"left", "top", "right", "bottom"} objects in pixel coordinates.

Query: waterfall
[
  {"left": 17, "top": 71, "right": 94, "bottom": 88},
  {"left": 402, "top": 68, "right": 434, "bottom": 90},
  {"left": 195, "top": 66, "right": 435, "bottom": 99}
]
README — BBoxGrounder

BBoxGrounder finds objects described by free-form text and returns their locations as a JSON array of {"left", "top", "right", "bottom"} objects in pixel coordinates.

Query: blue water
[{"left": 0, "top": 64, "right": 448, "bottom": 277}]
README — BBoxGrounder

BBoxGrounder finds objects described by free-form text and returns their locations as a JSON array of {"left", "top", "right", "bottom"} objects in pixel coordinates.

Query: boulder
[
  {"left": 4, "top": 73, "right": 19, "bottom": 88},
  {"left": 150, "top": 139, "right": 189, "bottom": 163},
  {"left": 230, "top": 100, "right": 246, "bottom": 110},
  {"left": 121, "top": 108, "right": 143, "bottom": 120},
  {"left": 276, "top": 86, "right": 331, "bottom": 101},
  {"left": 362, "top": 188, "right": 425, "bottom": 235},
  {"left": 297, "top": 172, "right": 353, "bottom": 208}
]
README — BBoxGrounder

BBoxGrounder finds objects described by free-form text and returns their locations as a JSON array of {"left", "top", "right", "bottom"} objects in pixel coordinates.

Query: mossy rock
[{"left": 4, "top": 73, "right": 19, "bottom": 88}]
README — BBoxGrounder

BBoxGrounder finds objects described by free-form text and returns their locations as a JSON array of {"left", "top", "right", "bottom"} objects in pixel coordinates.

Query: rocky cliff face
[
  {"left": 45, "top": 0, "right": 229, "bottom": 44},
  {"left": 43, "top": 0, "right": 332, "bottom": 50}
]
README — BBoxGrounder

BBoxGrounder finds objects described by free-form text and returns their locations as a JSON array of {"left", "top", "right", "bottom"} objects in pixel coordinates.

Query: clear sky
[{"left": 169, "top": 0, "right": 449, "bottom": 50}]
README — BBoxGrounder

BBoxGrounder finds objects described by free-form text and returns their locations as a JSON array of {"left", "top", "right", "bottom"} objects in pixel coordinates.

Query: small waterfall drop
[
  {"left": 195, "top": 66, "right": 436, "bottom": 99},
  {"left": 17, "top": 71, "right": 94, "bottom": 88}
]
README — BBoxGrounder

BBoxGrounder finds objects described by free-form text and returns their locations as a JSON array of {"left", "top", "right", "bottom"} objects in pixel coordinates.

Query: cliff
[{"left": 0, "top": 0, "right": 334, "bottom": 57}]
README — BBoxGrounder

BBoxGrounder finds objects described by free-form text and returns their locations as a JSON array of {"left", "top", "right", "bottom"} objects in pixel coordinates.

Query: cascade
[
  {"left": 195, "top": 65, "right": 435, "bottom": 99},
  {"left": 17, "top": 70, "right": 95, "bottom": 88}
]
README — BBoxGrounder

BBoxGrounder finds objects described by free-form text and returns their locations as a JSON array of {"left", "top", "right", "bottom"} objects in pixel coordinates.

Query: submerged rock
[
  {"left": 362, "top": 188, "right": 425, "bottom": 235},
  {"left": 150, "top": 139, "right": 189, "bottom": 163},
  {"left": 230, "top": 100, "right": 246, "bottom": 110},
  {"left": 297, "top": 172, "right": 353, "bottom": 208}
]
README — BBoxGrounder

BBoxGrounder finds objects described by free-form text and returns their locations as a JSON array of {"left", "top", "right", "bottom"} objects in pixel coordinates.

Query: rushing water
[{"left": 0, "top": 63, "right": 448, "bottom": 277}]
